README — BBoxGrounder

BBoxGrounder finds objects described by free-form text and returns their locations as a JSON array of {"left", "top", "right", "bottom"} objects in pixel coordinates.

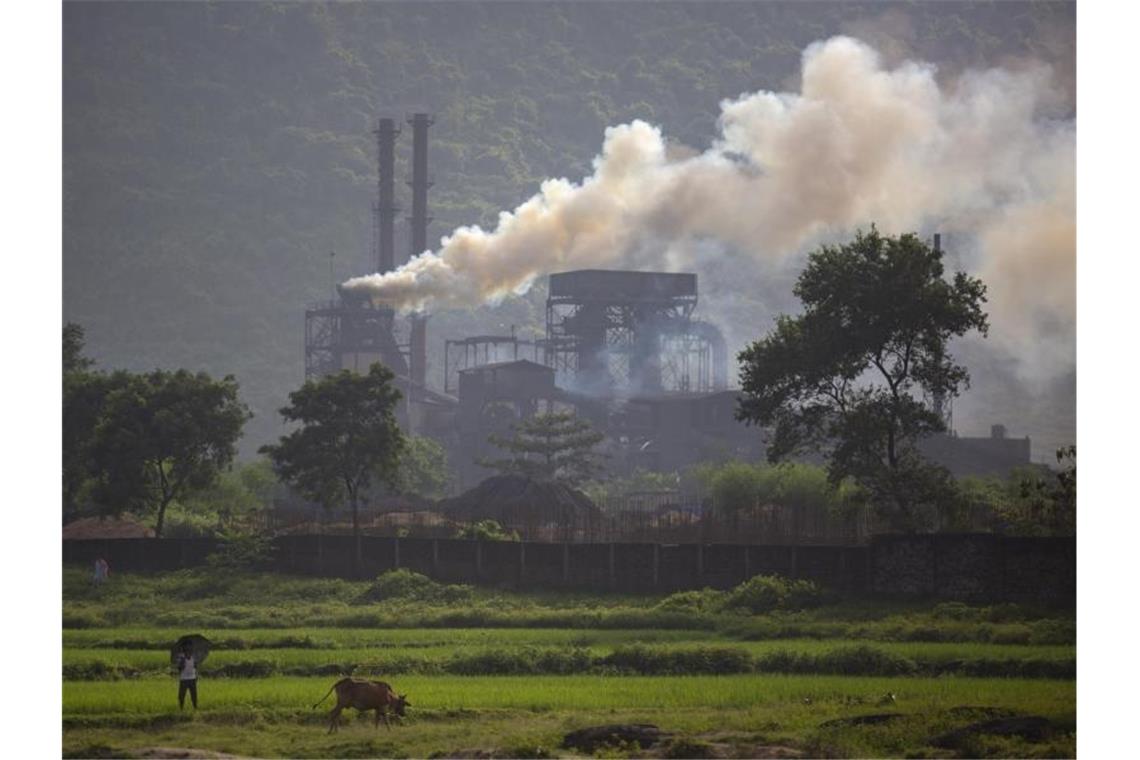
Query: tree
[
  {"left": 89, "top": 369, "right": 252, "bottom": 537},
  {"left": 480, "top": 411, "right": 605, "bottom": 486},
  {"left": 260, "top": 364, "right": 405, "bottom": 576},
  {"left": 737, "top": 229, "right": 989, "bottom": 531},
  {"left": 63, "top": 323, "right": 112, "bottom": 518},
  {"left": 393, "top": 435, "right": 452, "bottom": 499},
  {"left": 180, "top": 458, "right": 280, "bottom": 533},
  {"left": 1011, "top": 445, "right": 1076, "bottom": 535},
  {"left": 63, "top": 322, "right": 95, "bottom": 374}
]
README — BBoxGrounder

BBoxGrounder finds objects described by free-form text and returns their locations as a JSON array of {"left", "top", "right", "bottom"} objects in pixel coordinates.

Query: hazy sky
[{"left": 62, "top": 1, "right": 1075, "bottom": 459}]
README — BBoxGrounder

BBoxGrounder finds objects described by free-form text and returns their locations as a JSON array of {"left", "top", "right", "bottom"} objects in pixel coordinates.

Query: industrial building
[{"left": 303, "top": 116, "right": 1031, "bottom": 493}]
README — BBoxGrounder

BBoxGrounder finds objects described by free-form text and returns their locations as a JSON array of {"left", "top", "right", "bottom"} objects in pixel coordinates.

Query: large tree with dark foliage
[
  {"left": 89, "top": 369, "right": 251, "bottom": 537},
  {"left": 260, "top": 364, "right": 405, "bottom": 576},
  {"left": 736, "top": 229, "right": 989, "bottom": 531},
  {"left": 63, "top": 323, "right": 105, "bottom": 518}
]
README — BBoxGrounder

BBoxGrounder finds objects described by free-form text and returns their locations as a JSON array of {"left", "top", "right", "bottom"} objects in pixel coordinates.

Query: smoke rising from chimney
[{"left": 343, "top": 36, "right": 1074, "bottom": 377}]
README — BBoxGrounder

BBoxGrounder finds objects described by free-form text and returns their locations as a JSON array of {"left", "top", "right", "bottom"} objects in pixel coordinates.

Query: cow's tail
[{"left": 312, "top": 678, "right": 346, "bottom": 709}]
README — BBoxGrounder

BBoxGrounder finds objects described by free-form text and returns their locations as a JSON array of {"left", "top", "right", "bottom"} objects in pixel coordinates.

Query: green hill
[{"left": 62, "top": 1, "right": 1075, "bottom": 456}]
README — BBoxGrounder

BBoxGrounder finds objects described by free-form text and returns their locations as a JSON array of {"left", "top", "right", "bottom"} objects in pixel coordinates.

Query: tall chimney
[
  {"left": 373, "top": 117, "right": 400, "bottom": 274},
  {"left": 407, "top": 112, "right": 434, "bottom": 391}
]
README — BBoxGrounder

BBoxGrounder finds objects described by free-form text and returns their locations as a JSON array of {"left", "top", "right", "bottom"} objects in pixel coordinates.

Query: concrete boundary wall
[{"left": 62, "top": 533, "right": 1074, "bottom": 605}]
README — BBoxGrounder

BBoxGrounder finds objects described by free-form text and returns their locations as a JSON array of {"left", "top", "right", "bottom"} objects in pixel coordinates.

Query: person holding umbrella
[{"left": 171, "top": 634, "right": 211, "bottom": 710}]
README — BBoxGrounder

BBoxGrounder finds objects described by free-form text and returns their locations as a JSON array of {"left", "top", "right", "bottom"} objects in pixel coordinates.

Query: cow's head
[{"left": 393, "top": 694, "right": 410, "bottom": 717}]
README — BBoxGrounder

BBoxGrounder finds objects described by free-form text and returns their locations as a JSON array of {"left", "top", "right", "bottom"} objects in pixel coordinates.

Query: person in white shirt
[{"left": 175, "top": 643, "right": 198, "bottom": 709}]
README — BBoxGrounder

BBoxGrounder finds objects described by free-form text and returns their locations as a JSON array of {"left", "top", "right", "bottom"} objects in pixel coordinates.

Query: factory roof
[
  {"left": 549, "top": 269, "right": 697, "bottom": 301},
  {"left": 457, "top": 359, "right": 553, "bottom": 375}
]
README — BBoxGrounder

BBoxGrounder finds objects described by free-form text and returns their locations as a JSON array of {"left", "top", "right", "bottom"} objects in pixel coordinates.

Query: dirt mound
[
  {"left": 63, "top": 517, "right": 155, "bottom": 539},
  {"left": 931, "top": 716, "right": 1058, "bottom": 748},
  {"left": 133, "top": 749, "right": 241, "bottom": 759},
  {"left": 439, "top": 475, "right": 602, "bottom": 526},
  {"left": 563, "top": 724, "right": 669, "bottom": 753}
]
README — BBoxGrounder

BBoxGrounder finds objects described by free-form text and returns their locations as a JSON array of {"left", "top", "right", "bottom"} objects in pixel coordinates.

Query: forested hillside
[{"left": 63, "top": 1, "right": 1075, "bottom": 456}]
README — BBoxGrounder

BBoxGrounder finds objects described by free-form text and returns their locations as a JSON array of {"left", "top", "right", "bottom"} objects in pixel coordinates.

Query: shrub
[
  {"left": 985, "top": 603, "right": 1029, "bottom": 623},
  {"left": 62, "top": 610, "right": 106, "bottom": 629},
  {"left": 448, "top": 648, "right": 537, "bottom": 675},
  {"left": 601, "top": 645, "right": 752, "bottom": 675},
  {"left": 723, "top": 575, "right": 824, "bottom": 614},
  {"left": 210, "top": 660, "right": 277, "bottom": 678},
  {"left": 454, "top": 519, "right": 520, "bottom": 541},
  {"left": 1029, "top": 619, "right": 1076, "bottom": 645},
  {"left": 359, "top": 569, "right": 473, "bottom": 604},
  {"left": 989, "top": 624, "right": 1032, "bottom": 645},
  {"left": 932, "top": 601, "right": 979, "bottom": 621},
  {"left": 655, "top": 588, "right": 727, "bottom": 614},
  {"left": 816, "top": 645, "right": 917, "bottom": 676},
  {"left": 205, "top": 532, "right": 276, "bottom": 571}
]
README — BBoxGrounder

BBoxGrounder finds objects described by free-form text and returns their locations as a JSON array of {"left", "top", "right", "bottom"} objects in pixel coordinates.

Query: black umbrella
[{"left": 170, "top": 634, "right": 212, "bottom": 667}]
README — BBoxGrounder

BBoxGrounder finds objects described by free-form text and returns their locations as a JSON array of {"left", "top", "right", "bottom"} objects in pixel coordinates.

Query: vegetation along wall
[{"left": 63, "top": 533, "right": 1073, "bottom": 605}]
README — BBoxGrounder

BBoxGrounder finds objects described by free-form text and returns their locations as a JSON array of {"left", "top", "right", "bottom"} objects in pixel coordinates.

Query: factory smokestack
[
  {"left": 373, "top": 117, "right": 400, "bottom": 274},
  {"left": 407, "top": 112, "right": 434, "bottom": 391},
  {"left": 343, "top": 37, "right": 1074, "bottom": 382}
]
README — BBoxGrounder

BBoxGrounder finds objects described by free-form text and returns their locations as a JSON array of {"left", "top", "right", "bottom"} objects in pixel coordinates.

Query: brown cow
[{"left": 312, "top": 677, "right": 410, "bottom": 733}]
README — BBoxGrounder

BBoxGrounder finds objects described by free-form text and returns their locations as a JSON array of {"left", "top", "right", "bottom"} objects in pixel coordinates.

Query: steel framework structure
[
  {"left": 541, "top": 270, "right": 725, "bottom": 395},
  {"left": 443, "top": 334, "right": 542, "bottom": 395},
  {"left": 304, "top": 299, "right": 409, "bottom": 380}
]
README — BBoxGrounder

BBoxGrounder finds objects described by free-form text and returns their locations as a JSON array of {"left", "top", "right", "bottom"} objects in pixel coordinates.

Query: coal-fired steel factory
[{"left": 304, "top": 115, "right": 1033, "bottom": 490}]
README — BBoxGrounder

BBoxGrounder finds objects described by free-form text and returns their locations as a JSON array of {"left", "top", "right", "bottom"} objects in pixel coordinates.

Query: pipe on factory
[
  {"left": 690, "top": 320, "right": 729, "bottom": 391},
  {"left": 374, "top": 117, "right": 400, "bottom": 275},
  {"left": 407, "top": 112, "right": 434, "bottom": 391}
]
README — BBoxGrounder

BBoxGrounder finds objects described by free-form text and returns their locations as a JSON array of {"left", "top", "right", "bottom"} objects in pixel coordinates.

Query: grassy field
[{"left": 62, "top": 567, "right": 1076, "bottom": 758}]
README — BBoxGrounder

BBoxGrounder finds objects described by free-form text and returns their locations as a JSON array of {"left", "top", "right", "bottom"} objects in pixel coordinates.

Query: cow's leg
[
  {"left": 374, "top": 708, "right": 382, "bottom": 729},
  {"left": 327, "top": 705, "right": 343, "bottom": 734},
  {"left": 381, "top": 708, "right": 391, "bottom": 730}
]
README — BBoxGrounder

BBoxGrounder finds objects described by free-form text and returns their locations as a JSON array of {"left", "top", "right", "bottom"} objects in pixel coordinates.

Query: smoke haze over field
[{"left": 344, "top": 36, "right": 1075, "bottom": 383}]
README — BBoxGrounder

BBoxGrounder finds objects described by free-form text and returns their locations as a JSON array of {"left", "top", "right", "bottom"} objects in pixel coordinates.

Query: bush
[
  {"left": 63, "top": 610, "right": 107, "bottom": 629},
  {"left": 816, "top": 645, "right": 917, "bottom": 676},
  {"left": 655, "top": 588, "right": 726, "bottom": 614},
  {"left": 601, "top": 645, "right": 752, "bottom": 675},
  {"left": 932, "top": 601, "right": 979, "bottom": 621},
  {"left": 1029, "top": 619, "right": 1076, "bottom": 645},
  {"left": 990, "top": 624, "right": 1032, "bottom": 645},
  {"left": 985, "top": 603, "right": 1029, "bottom": 623},
  {"left": 359, "top": 569, "right": 473, "bottom": 604},
  {"left": 205, "top": 532, "right": 276, "bottom": 571},
  {"left": 453, "top": 519, "right": 520, "bottom": 541},
  {"left": 723, "top": 575, "right": 824, "bottom": 614}
]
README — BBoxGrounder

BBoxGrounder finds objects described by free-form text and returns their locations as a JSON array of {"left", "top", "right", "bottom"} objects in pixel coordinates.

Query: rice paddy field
[{"left": 62, "top": 568, "right": 1076, "bottom": 758}]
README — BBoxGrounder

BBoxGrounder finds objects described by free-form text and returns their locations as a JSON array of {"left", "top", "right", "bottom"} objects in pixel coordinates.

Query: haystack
[{"left": 439, "top": 474, "right": 602, "bottom": 526}]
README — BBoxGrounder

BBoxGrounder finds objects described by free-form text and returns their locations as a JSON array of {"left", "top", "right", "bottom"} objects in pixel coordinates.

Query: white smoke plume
[{"left": 343, "top": 36, "right": 1075, "bottom": 376}]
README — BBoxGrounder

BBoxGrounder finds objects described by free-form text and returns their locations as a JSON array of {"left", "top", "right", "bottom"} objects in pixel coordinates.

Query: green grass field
[{"left": 62, "top": 567, "right": 1076, "bottom": 758}]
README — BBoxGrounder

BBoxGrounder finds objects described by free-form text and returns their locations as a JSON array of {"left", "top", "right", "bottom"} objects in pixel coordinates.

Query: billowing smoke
[{"left": 343, "top": 36, "right": 1074, "bottom": 377}]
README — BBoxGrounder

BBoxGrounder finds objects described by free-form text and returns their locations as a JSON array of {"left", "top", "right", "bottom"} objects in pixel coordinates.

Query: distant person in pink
[{"left": 93, "top": 557, "right": 109, "bottom": 585}]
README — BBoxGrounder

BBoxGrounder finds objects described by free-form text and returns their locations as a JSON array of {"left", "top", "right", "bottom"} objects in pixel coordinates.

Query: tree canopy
[
  {"left": 394, "top": 435, "right": 452, "bottom": 500},
  {"left": 481, "top": 411, "right": 605, "bottom": 486},
  {"left": 260, "top": 364, "right": 405, "bottom": 574},
  {"left": 63, "top": 323, "right": 112, "bottom": 518},
  {"left": 89, "top": 369, "right": 252, "bottom": 537},
  {"left": 736, "top": 229, "right": 989, "bottom": 531}
]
